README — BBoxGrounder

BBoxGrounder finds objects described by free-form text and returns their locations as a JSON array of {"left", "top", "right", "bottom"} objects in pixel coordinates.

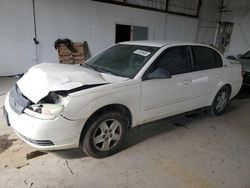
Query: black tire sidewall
[
  {"left": 211, "top": 87, "right": 230, "bottom": 116},
  {"left": 83, "top": 111, "right": 127, "bottom": 158}
]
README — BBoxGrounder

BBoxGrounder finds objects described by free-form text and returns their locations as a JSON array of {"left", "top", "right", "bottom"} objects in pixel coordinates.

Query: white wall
[
  {"left": 226, "top": 16, "right": 250, "bottom": 56},
  {"left": 0, "top": 0, "right": 219, "bottom": 76},
  {"left": 222, "top": 0, "right": 250, "bottom": 56},
  {"left": 165, "top": 14, "right": 198, "bottom": 42},
  {"left": 35, "top": 0, "right": 166, "bottom": 63},
  {"left": 36, "top": 0, "right": 201, "bottom": 64},
  {"left": 196, "top": 0, "right": 220, "bottom": 45},
  {"left": 0, "top": 0, "right": 36, "bottom": 76}
]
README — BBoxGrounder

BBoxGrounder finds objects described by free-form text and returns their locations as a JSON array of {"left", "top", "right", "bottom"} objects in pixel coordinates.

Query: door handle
[
  {"left": 183, "top": 79, "right": 192, "bottom": 85},
  {"left": 215, "top": 74, "right": 221, "bottom": 78}
]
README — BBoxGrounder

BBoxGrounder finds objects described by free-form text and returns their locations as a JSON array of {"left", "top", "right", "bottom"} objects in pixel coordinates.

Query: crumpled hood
[{"left": 17, "top": 63, "right": 123, "bottom": 103}]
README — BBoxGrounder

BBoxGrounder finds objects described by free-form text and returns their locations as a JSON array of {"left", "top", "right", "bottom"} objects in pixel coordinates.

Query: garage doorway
[
  {"left": 115, "top": 24, "right": 148, "bottom": 43},
  {"left": 115, "top": 24, "right": 131, "bottom": 43}
]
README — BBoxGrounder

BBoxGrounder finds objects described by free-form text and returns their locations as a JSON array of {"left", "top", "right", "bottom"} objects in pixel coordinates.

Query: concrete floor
[{"left": 0, "top": 77, "right": 250, "bottom": 188}]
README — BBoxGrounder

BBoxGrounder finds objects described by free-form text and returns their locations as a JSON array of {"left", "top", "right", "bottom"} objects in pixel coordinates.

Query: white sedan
[{"left": 4, "top": 41, "right": 242, "bottom": 158}]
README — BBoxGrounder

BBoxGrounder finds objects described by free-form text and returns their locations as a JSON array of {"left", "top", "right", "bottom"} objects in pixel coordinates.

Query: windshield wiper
[
  {"left": 81, "top": 63, "right": 121, "bottom": 77},
  {"left": 80, "top": 63, "right": 95, "bottom": 70},
  {"left": 81, "top": 63, "right": 107, "bottom": 73},
  {"left": 94, "top": 67, "right": 113, "bottom": 75}
]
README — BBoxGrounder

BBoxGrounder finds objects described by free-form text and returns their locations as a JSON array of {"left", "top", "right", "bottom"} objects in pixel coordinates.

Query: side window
[
  {"left": 192, "top": 46, "right": 223, "bottom": 71},
  {"left": 156, "top": 47, "right": 190, "bottom": 75}
]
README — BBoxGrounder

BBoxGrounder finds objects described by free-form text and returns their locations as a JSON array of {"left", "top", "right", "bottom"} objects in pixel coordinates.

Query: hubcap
[
  {"left": 216, "top": 91, "right": 228, "bottom": 112},
  {"left": 93, "top": 119, "right": 122, "bottom": 152}
]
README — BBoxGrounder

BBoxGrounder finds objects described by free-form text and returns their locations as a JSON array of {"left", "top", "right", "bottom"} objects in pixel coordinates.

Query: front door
[{"left": 140, "top": 46, "right": 194, "bottom": 123}]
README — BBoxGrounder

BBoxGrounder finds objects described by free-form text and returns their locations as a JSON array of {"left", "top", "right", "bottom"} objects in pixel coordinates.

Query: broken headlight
[{"left": 24, "top": 92, "right": 69, "bottom": 120}]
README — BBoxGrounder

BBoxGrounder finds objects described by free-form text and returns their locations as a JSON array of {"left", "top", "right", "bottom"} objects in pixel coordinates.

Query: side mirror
[
  {"left": 237, "top": 54, "right": 242, "bottom": 59},
  {"left": 147, "top": 68, "right": 172, "bottom": 80},
  {"left": 226, "top": 55, "right": 237, "bottom": 60}
]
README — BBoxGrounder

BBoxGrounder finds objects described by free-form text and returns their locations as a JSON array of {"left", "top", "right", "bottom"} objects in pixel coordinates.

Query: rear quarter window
[{"left": 192, "top": 46, "right": 223, "bottom": 71}]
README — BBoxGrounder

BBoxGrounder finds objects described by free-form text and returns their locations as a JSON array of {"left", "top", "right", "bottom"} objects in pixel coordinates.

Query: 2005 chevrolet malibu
[{"left": 4, "top": 41, "right": 242, "bottom": 158}]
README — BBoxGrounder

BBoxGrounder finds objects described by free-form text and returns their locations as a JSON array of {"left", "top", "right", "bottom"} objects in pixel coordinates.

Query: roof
[
  {"left": 120, "top": 40, "right": 175, "bottom": 47},
  {"left": 120, "top": 40, "right": 211, "bottom": 48}
]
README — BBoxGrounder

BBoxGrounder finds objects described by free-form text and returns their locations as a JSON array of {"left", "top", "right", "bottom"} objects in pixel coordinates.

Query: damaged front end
[
  {"left": 24, "top": 92, "right": 69, "bottom": 120},
  {"left": 9, "top": 83, "right": 107, "bottom": 121},
  {"left": 9, "top": 85, "right": 70, "bottom": 120}
]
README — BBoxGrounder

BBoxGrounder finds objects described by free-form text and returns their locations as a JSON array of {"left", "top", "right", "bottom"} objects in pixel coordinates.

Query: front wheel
[
  {"left": 211, "top": 87, "right": 230, "bottom": 116},
  {"left": 82, "top": 111, "right": 128, "bottom": 158}
]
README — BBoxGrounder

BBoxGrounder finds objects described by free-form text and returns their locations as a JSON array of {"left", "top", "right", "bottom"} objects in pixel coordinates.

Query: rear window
[{"left": 192, "top": 46, "right": 223, "bottom": 71}]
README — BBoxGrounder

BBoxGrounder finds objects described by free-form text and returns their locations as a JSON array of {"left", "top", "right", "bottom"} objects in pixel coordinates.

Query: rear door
[{"left": 188, "top": 46, "right": 224, "bottom": 108}]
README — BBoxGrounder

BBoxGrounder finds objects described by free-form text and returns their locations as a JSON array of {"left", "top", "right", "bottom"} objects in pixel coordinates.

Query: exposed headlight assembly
[
  {"left": 24, "top": 92, "right": 69, "bottom": 120},
  {"left": 24, "top": 104, "right": 65, "bottom": 120}
]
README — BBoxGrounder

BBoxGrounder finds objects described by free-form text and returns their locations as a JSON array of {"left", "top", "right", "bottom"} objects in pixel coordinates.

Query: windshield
[
  {"left": 242, "top": 51, "right": 250, "bottom": 59},
  {"left": 85, "top": 44, "right": 159, "bottom": 78}
]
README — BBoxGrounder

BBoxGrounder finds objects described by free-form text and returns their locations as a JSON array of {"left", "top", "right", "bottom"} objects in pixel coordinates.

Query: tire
[
  {"left": 211, "top": 86, "right": 230, "bottom": 116},
  {"left": 82, "top": 111, "right": 128, "bottom": 158}
]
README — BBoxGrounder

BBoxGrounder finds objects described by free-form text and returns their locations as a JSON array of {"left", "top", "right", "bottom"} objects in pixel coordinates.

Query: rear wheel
[
  {"left": 211, "top": 87, "right": 230, "bottom": 116},
  {"left": 82, "top": 111, "right": 127, "bottom": 158}
]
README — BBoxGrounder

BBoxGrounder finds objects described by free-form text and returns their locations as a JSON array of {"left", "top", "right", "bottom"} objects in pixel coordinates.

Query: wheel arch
[
  {"left": 209, "top": 83, "right": 232, "bottom": 105},
  {"left": 79, "top": 103, "right": 133, "bottom": 144},
  {"left": 224, "top": 84, "right": 232, "bottom": 95}
]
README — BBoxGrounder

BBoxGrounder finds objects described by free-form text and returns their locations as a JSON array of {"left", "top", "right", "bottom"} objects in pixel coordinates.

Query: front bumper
[
  {"left": 3, "top": 106, "right": 10, "bottom": 126},
  {"left": 5, "top": 93, "right": 87, "bottom": 150}
]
